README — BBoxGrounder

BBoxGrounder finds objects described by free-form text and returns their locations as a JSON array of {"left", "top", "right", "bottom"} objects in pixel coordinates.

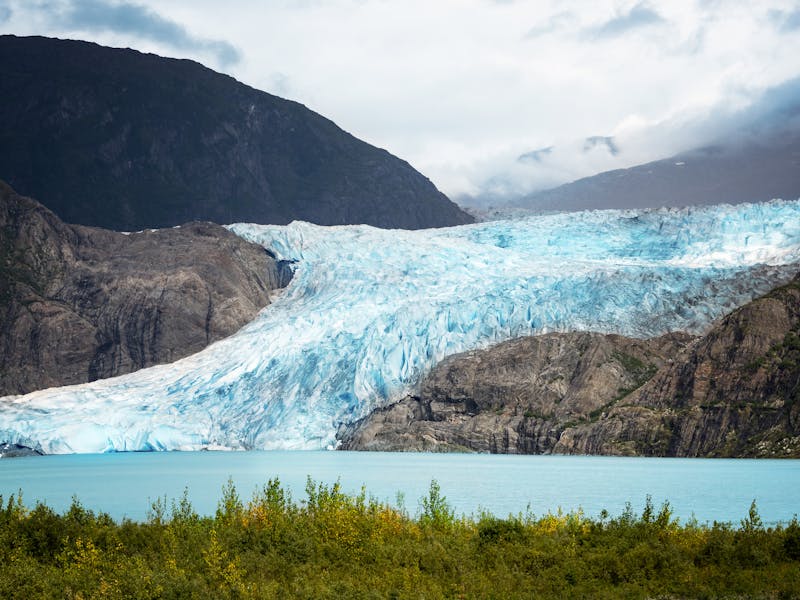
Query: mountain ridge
[
  {"left": 508, "top": 131, "right": 800, "bottom": 213},
  {"left": 0, "top": 35, "right": 472, "bottom": 231}
]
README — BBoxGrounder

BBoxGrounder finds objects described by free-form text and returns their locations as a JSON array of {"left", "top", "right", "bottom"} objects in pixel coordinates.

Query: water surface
[{"left": 2, "top": 451, "right": 798, "bottom": 524}]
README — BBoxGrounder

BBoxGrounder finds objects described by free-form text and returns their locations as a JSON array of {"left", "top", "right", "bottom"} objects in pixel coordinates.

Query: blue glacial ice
[{"left": 1, "top": 201, "right": 800, "bottom": 453}]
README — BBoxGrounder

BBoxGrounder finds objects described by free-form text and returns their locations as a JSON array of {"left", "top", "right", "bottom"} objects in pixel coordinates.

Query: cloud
[
  {"left": 0, "top": 5, "right": 11, "bottom": 23},
  {"left": 589, "top": 2, "right": 665, "bottom": 38},
  {"left": 42, "top": 0, "right": 240, "bottom": 66},
  {"left": 770, "top": 8, "right": 800, "bottom": 33},
  {"left": 524, "top": 11, "right": 576, "bottom": 39},
  {"left": 458, "top": 74, "right": 800, "bottom": 208},
  {"left": 721, "top": 75, "right": 800, "bottom": 139},
  {"left": 654, "top": 75, "right": 800, "bottom": 149},
  {"left": 3, "top": 0, "right": 800, "bottom": 204},
  {"left": 518, "top": 146, "right": 553, "bottom": 163},
  {"left": 266, "top": 72, "right": 292, "bottom": 97},
  {"left": 583, "top": 136, "right": 620, "bottom": 155},
  {"left": 677, "top": 25, "right": 706, "bottom": 55}
]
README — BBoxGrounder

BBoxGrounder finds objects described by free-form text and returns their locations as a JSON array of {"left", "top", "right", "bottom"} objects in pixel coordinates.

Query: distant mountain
[
  {"left": 513, "top": 130, "right": 800, "bottom": 212},
  {"left": 0, "top": 35, "right": 472, "bottom": 230},
  {"left": 0, "top": 180, "right": 284, "bottom": 396}
]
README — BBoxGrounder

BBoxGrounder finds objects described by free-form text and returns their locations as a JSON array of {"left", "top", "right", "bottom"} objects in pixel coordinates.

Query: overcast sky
[{"left": 2, "top": 0, "right": 800, "bottom": 203}]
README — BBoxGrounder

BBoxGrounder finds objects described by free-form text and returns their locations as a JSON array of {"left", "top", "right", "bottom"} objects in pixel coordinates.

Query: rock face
[
  {"left": 338, "top": 332, "right": 693, "bottom": 453},
  {"left": 0, "top": 443, "right": 42, "bottom": 458},
  {"left": 0, "top": 180, "right": 282, "bottom": 396},
  {"left": 340, "top": 276, "right": 800, "bottom": 457},
  {"left": 557, "top": 276, "right": 800, "bottom": 457},
  {"left": 0, "top": 35, "right": 472, "bottom": 231}
]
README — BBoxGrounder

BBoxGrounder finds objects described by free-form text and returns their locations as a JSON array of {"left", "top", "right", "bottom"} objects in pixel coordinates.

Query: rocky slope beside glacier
[
  {"left": 0, "top": 180, "right": 283, "bottom": 396},
  {"left": 339, "top": 276, "right": 800, "bottom": 457},
  {"left": 556, "top": 275, "right": 800, "bottom": 457},
  {"left": 338, "top": 332, "right": 694, "bottom": 453}
]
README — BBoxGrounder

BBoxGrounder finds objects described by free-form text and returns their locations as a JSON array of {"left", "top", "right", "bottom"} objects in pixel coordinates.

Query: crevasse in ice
[{"left": 1, "top": 201, "right": 800, "bottom": 453}]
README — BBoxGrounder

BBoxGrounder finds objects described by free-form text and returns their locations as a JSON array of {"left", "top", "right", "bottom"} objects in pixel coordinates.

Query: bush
[
  {"left": 418, "top": 479, "right": 455, "bottom": 531},
  {"left": 784, "top": 517, "right": 800, "bottom": 560},
  {"left": 0, "top": 483, "right": 797, "bottom": 599}
]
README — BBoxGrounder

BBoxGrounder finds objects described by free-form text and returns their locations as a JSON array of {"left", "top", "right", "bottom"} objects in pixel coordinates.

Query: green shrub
[
  {"left": 784, "top": 517, "right": 800, "bottom": 560},
  {"left": 418, "top": 479, "right": 455, "bottom": 530},
  {"left": 0, "top": 483, "right": 797, "bottom": 599}
]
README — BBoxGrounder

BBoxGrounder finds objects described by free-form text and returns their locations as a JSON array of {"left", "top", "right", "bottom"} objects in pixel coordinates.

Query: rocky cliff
[
  {"left": 0, "top": 35, "right": 472, "bottom": 231},
  {"left": 338, "top": 332, "right": 693, "bottom": 453},
  {"left": 339, "top": 276, "right": 800, "bottom": 457},
  {"left": 0, "top": 180, "right": 282, "bottom": 396},
  {"left": 556, "top": 276, "right": 800, "bottom": 457}
]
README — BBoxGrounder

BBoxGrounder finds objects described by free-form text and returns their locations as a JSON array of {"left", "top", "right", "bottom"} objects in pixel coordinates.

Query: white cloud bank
[{"left": 2, "top": 0, "right": 800, "bottom": 203}]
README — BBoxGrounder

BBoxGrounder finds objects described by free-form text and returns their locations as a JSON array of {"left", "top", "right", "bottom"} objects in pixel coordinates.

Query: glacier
[{"left": 1, "top": 200, "right": 800, "bottom": 454}]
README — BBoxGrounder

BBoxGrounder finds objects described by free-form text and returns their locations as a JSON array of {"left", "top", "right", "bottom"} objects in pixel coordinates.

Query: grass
[{"left": 0, "top": 479, "right": 798, "bottom": 598}]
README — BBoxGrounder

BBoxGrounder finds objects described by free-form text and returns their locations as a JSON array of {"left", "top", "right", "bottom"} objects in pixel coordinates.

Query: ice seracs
[{"left": 1, "top": 201, "right": 800, "bottom": 453}]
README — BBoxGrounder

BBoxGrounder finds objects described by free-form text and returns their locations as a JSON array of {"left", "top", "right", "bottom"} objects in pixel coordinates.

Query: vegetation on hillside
[{"left": 0, "top": 479, "right": 798, "bottom": 598}]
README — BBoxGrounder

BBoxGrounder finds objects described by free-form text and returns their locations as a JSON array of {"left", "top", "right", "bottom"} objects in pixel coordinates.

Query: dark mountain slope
[
  {"left": 0, "top": 35, "right": 472, "bottom": 230},
  {"left": 0, "top": 180, "right": 284, "bottom": 396},
  {"left": 514, "top": 131, "right": 800, "bottom": 212},
  {"left": 340, "top": 275, "right": 800, "bottom": 457}
]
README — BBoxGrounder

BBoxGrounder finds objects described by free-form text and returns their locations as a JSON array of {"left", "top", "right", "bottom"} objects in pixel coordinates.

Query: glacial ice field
[{"left": 2, "top": 200, "right": 800, "bottom": 454}]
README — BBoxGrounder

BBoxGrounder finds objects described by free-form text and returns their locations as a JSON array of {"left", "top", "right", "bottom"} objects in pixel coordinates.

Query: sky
[{"left": 2, "top": 0, "right": 800, "bottom": 204}]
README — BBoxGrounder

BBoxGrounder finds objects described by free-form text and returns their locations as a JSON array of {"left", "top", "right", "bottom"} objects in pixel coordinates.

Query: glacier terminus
[{"left": 1, "top": 201, "right": 800, "bottom": 454}]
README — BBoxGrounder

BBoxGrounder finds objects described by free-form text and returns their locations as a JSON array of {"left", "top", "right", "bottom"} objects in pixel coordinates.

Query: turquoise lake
[{"left": 1, "top": 451, "right": 798, "bottom": 525}]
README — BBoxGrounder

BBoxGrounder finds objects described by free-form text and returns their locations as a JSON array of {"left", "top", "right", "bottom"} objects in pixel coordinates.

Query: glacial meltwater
[{"left": 1, "top": 451, "right": 798, "bottom": 525}]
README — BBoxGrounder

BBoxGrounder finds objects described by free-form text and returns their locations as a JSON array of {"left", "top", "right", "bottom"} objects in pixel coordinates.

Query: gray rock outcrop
[
  {"left": 0, "top": 180, "right": 283, "bottom": 396},
  {"left": 338, "top": 332, "right": 693, "bottom": 453},
  {"left": 556, "top": 276, "right": 800, "bottom": 457}
]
